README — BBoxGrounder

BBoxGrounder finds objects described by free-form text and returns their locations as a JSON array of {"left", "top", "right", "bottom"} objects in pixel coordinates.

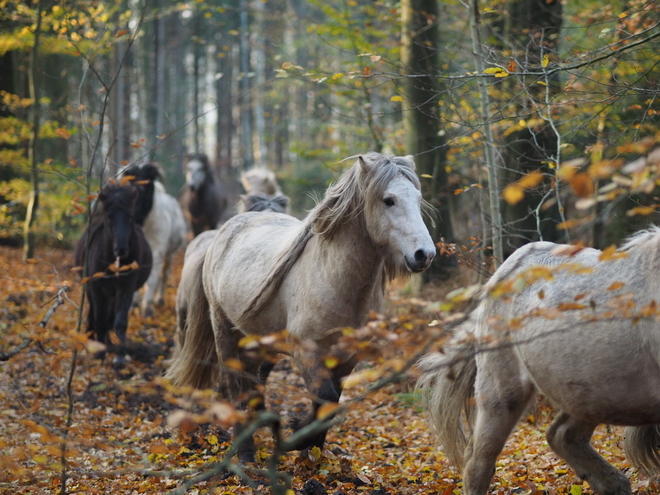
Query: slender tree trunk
[
  {"left": 469, "top": 0, "right": 503, "bottom": 267},
  {"left": 239, "top": 0, "right": 254, "bottom": 170},
  {"left": 254, "top": 0, "right": 268, "bottom": 168},
  {"left": 23, "top": 0, "right": 44, "bottom": 261},
  {"left": 154, "top": 4, "right": 165, "bottom": 162},
  {"left": 401, "top": 0, "right": 455, "bottom": 279}
]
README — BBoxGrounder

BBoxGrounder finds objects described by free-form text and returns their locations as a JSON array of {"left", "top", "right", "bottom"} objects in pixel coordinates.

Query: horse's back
[
  {"left": 203, "top": 212, "right": 303, "bottom": 328},
  {"left": 479, "top": 238, "right": 660, "bottom": 426}
]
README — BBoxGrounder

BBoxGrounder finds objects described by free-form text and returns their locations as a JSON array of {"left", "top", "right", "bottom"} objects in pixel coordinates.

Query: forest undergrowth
[{"left": 0, "top": 246, "right": 652, "bottom": 494}]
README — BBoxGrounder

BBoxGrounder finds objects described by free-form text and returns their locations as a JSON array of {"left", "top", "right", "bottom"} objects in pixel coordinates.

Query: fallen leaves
[{"left": 0, "top": 246, "right": 651, "bottom": 495}]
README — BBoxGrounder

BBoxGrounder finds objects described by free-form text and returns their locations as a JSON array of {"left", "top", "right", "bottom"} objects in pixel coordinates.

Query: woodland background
[{"left": 2, "top": 0, "right": 660, "bottom": 493}]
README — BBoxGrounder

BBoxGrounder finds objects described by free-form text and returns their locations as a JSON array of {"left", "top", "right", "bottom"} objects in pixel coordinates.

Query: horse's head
[
  {"left": 360, "top": 153, "right": 436, "bottom": 274},
  {"left": 241, "top": 168, "right": 281, "bottom": 196},
  {"left": 98, "top": 183, "right": 139, "bottom": 260},
  {"left": 184, "top": 154, "right": 212, "bottom": 192},
  {"left": 120, "top": 162, "right": 161, "bottom": 225}
]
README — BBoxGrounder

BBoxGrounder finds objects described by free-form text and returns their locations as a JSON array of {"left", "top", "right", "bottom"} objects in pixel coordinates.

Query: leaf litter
[{"left": 0, "top": 246, "right": 653, "bottom": 494}]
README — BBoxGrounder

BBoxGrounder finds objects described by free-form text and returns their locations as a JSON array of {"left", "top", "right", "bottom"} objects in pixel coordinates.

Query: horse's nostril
[{"left": 414, "top": 249, "right": 428, "bottom": 264}]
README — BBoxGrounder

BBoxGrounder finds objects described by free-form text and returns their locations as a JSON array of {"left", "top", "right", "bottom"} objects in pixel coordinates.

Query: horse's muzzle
[{"left": 406, "top": 248, "right": 435, "bottom": 272}]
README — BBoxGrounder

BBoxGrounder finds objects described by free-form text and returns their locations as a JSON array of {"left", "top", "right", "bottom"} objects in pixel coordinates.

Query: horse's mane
[
  {"left": 307, "top": 152, "right": 421, "bottom": 240},
  {"left": 620, "top": 225, "right": 660, "bottom": 252},
  {"left": 121, "top": 163, "right": 160, "bottom": 225},
  {"left": 238, "top": 193, "right": 290, "bottom": 213}
]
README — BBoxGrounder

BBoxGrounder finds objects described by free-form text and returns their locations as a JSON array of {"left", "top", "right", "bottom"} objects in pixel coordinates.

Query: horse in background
[
  {"left": 74, "top": 180, "right": 152, "bottom": 367},
  {"left": 179, "top": 153, "right": 228, "bottom": 237},
  {"left": 121, "top": 163, "right": 186, "bottom": 318},
  {"left": 166, "top": 152, "right": 435, "bottom": 461},
  {"left": 241, "top": 167, "right": 282, "bottom": 195},
  {"left": 174, "top": 192, "right": 290, "bottom": 354},
  {"left": 417, "top": 228, "right": 660, "bottom": 495}
]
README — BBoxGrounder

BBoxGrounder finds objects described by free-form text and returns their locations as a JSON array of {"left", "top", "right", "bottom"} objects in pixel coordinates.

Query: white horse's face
[
  {"left": 369, "top": 175, "right": 436, "bottom": 272},
  {"left": 185, "top": 159, "right": 206, "bottom": 191}
]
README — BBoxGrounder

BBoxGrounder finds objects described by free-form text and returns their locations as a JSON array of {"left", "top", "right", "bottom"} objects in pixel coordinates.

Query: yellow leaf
[
  {"left": 32, "top": 455, "right": 48, "bottom": 465},
  {"left": 331, "top": 73, "right": 345, "bottom": 80},
  {"left": 207, "top": 434, "right": 218, "bottom": 445},
  {"left": 618, "top": 12, "right": 628, "bottom": 18},
  {"left": 92, "top": 121, "right": 101, "bottom": 126},
  {"left": 324, "top": 356, "right": 339, "bottom": 369},
  {"left": 607, "top": 282, "right": 625, "bottom": 291},
  {"left": 483, "top": 67, "right": 509, "bottom": 77},
  {"left": 541, "top": 54, "right": 549, "bottom": 68},
  {"left": 517, "top": 170, "right": 544, "bottom": 189},
  {"left": 390, "top": 95, "right": 404, "bottom": 102},
  {"left": 115, "top": 29, "right": 129, "bottom": 37},
  {"left": 419, "top": 174, "right": 433, "bottom": 178},
  {"left": 502, "top": 184, "right": 525, "bottom": 205},
  {"left": 25, "top": 258, "right": 38, "bottom": 264},
  {"left": 316, "top": 402, "right": 339, "bottom": 421}
]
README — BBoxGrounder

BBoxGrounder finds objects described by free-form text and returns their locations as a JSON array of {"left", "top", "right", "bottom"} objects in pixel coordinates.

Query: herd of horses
[{"left": 73, "top": 152, "right": 660, "bottom": 494}]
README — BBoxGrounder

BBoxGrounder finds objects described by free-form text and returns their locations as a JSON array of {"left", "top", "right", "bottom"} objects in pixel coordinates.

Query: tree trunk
[
  {"left": 23, "top": 0, "right": 44, "bottom": 261},
  {"left": 401, "top": 0, "right": 455, "bottom": 279},
  {"left": 239, "top": 0, "right": 254, "bottom": 170}
]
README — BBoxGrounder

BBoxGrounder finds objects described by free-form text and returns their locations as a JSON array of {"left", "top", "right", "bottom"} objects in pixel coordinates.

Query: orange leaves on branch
[{"left": 54, "top": 128, "right": 71, "bottom": 139}]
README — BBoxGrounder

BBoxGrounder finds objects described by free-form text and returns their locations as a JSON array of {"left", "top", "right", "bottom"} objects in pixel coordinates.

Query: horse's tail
[
  {"left": 164, "top": 255, "right": 217, "bottom": 390},
  {"left": 416, "top": 319, "right": 478, "bottom": 469},
  {"left": 624, "top": 426, "right": 660, "bottom": 476}
]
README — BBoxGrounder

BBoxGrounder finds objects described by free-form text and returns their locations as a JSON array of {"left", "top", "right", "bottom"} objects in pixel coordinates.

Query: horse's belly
[{"left": 518, "top": 322, "right": 660, "bottom": 425}]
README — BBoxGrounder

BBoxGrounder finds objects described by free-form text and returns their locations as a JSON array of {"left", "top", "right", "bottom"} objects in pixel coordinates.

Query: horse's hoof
[
  {"left": 112, "top": 355, "right": 126, "bottom": 368},
  {"left": 92, "top": 350, "right": 106, "bottom": 360},
  {"left": 237, "top": 451, "right": 256, "bottom": 464}
]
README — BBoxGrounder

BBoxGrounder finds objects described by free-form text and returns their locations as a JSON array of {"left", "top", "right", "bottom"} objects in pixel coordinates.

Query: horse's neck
[{"left": 311, "top": 217, "right": 386, "bottom": 303}]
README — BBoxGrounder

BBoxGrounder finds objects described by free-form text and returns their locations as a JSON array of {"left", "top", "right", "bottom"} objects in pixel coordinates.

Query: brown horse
[{"left": 179, "top": 154, "right": 228, "bottom": 237}]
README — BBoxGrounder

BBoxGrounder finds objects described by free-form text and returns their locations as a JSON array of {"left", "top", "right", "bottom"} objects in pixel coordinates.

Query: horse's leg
[
  {"left": 141, "top": 248, "right": 163, "bottom": 318},
  {"left": 463, "top": 353, "right": 534, "bottom": 495},
  {"left": 111, "top": 283, "right": 136, "bottom": 367},
  {"left": 88, "top": 287, "right": 110, "bottom": 359},
  {"left": 287, "top": 347, "right": 349, "bottom": 452},
  {"left": 209, "top": 310, "right": 263, "bottom": 463},
  {"left": 155, "top": 252, "right": 172, "bottom": 307},
  {"left": 546, "top": 412, "right": 630, "bottom": 495}
]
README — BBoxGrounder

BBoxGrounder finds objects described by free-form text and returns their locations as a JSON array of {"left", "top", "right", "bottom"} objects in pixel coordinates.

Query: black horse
[
  {"left": 74, "top": 181, "right": 153, "bottom": 366},
  {"left": 179, "top": 153, "right": 228, "bottom": 237}
]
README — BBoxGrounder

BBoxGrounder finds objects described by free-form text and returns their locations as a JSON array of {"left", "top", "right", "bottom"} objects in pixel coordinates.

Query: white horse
[
  {"left": 418, "top": 227, "right": 660, "bottom": 495},
  {"left": 241, "top": 167, "right": 283, "bottom": 196},
  {"left": 122, "top": 163, "right": 187, "bottom": 318},
  {"left": 166, "top": 152, "right": 435, "bottom": 461}
]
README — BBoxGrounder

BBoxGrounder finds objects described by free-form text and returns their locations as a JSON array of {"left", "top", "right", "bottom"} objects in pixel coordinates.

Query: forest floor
[{"left": 0, "top": 246, "right": 654, "bottom": 495}]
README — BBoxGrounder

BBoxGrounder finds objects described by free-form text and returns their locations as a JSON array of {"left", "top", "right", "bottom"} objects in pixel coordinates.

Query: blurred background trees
[{"left": 1, "top": 0, "right": 659, "bottom": 274}]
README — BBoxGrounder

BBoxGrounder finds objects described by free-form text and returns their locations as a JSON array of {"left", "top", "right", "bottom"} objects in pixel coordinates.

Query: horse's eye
[{"left": 384, "top": 197, "right": 395, "bottom": 207}]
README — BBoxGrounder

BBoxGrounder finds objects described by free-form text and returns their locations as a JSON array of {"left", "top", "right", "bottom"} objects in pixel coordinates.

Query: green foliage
[{"left": 0, "top": 174, "right": 85, "bottom": 247}]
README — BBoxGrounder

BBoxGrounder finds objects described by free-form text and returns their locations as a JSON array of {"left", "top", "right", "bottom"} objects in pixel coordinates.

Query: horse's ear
[
  {"left": 402, "top": 155, "right": 416, "bottom": 170},
  {"left": 358, "top": 156, "right": 370, "bottom": 174}
]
